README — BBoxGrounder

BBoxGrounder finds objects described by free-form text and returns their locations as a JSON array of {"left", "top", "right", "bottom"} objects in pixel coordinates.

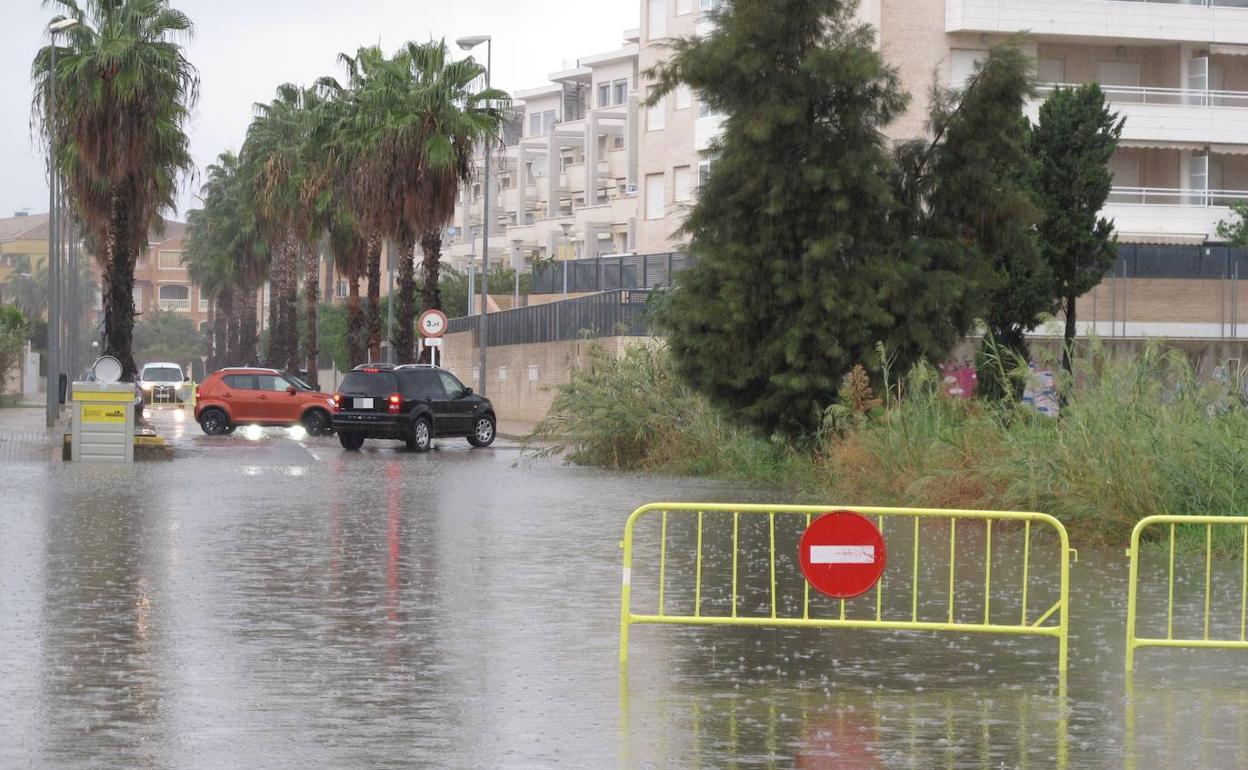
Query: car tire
[
  {"left": 407, "top": 416, "right": 432, "bottom": 453},
  {"left": 199, "top": 408, "right": 231, "bottom": 436},
  {"left": 468, "top": 414, "right": 496, "bottom": 448},
  {"left": 338, "top": 431, "right": 364, "bottom": 451},
  {"left": 302, "top": 409, "right": 331, "bottom": 436}
]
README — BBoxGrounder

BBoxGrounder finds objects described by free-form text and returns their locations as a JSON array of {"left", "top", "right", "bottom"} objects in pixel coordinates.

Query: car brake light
[
  {"left": 362, "top": 368, "right": 380, "bottom": 373},
  {"left": 333, "top": 394, "right": 342, "bottom": 409},
  {"left": 387, "top": 393, "right": 401, "bottom": 414}
]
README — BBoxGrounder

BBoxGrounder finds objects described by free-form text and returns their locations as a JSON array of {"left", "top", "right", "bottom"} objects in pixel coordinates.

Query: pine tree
[
  {"left": 1031, "top": 84, "right": 1124, "bottom": 374},
  {"left": 650, "top": 0, "right": 974, "bottom": 438}
]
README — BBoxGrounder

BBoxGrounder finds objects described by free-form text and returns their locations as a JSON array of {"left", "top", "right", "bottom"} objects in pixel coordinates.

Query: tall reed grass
[{"left": 533, "top": 339, "right": 1248, "bottom": 544}]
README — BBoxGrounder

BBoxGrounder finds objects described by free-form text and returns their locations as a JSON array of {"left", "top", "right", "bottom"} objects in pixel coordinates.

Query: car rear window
[
  {"left": 143, "top": 366, "right": 183, "bottom": 382},
  {"left": 341, "top": 371, "right": 397, "bottom": 395}
]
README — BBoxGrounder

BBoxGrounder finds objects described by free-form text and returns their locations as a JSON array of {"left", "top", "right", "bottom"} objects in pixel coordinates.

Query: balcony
[
  {"left": 1103, "top": 185, "right": 1247, "bottom": 241},
  {"left": 948, "top": 0, "right": 1248, "bottom": 45},
  {"left": 1027, "top": 84, "right": 1248, "bottom": 146},
  {"left": 158, "top": 298, "right": 191, "bottom": 311}
]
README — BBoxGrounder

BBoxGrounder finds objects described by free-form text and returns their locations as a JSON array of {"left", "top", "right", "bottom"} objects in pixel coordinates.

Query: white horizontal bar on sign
[{"left": 810, "top": 545, "right": 875, "bottom": 564}]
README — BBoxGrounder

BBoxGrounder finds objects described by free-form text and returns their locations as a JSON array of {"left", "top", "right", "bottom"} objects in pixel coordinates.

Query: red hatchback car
[{"left": 195, "top": 367, "right": 337, "bottom": 436}]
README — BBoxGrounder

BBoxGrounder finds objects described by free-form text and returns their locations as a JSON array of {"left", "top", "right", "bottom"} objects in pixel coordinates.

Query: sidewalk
[
  {"left": 0, "top": 406, "right": 62, "bottom": 462},
  {"left": 497, "top": 419, "right": 539, "bottom": 442}
]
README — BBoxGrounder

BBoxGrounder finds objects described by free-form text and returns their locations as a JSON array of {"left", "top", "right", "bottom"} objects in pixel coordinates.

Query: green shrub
[{"left": 530, "top": 343, "right": 810, "bottom": 485}]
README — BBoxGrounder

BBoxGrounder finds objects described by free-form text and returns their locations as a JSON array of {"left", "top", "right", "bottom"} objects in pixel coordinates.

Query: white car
[{"left": 137, "top": 362, "right": 188, "bottom": 404}]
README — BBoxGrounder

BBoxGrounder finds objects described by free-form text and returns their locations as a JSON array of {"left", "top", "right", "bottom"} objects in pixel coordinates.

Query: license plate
[{"left": 355, "top": 398, "right": 374, "bottom": 410}]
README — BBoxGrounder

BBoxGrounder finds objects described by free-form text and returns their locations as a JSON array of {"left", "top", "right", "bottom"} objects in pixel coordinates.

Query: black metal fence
[
  {"left": 530, "top": 253, "right": 696, "bottom": 294},
  {"left": 447, "top": 289, "right": 654, "bottom": 346},
  {"left": 1114, "top": 244, "right": 1248, "bottom": 279}
]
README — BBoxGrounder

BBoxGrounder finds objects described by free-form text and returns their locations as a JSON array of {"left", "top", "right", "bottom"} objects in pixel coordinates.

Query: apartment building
[
  {"left": 447, "top": 0, "right": 1248, "bottom": 334},
  {"left": 444, "top": 31, "right": 643, "bottom": 271},
  {"left": 127, "top": 221, "right": 215, "bottom": 333}
]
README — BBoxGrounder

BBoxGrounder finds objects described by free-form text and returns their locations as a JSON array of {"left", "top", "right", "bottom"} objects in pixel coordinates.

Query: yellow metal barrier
[
  {"left": 1125, "top": 514, "right": 1248, "bottom": 671},
  {"left": 620, "top": 503, "right": 1072, "bottom": 672}
]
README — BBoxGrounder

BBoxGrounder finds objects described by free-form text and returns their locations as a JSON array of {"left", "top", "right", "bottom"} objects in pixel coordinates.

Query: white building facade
[{"left": 448, "top": 0, "right": 1248, "bottom": 287}]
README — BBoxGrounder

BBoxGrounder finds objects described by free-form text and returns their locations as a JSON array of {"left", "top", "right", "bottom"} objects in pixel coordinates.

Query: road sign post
[
  {"left": 419, "top": 309, "right": 449, "bottom": 368},
  {"left": 798, "top": 511, "right": 887, "bottom": 599}
]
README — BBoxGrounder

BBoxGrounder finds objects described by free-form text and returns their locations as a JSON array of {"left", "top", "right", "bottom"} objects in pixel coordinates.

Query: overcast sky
[{"left": 1, "top": 0, "right": 639, "bottom": 221}]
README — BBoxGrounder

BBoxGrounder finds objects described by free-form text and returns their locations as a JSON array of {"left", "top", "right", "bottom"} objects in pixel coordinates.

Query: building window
[
  {"left": 598, "top": 83, "right": 611, "bottom": 107},
  {"left": 673, "top": 166, "right": 692, "bottom": 202},
  {"left": 198, "top": 293, "right": 209, "bottom": 312},
  {"left": 613, "top": 79, "right": 629, "bottom": 106},
  {"left": 158, "top": 250, "right": 184, "bottom": 270},
  {"left": 645, "top": 173, "right": 665, "bottom": 220},
  {"left": 699, "top": 156, "right": 713, "bottom": 188},
  {"left": 158, "top": 284, "right": 190, "bottom": 311},
  {"left": 700, "top": 0, "right": 721, "bottom": 10},
  {"left": 1038, "top": 57, "right": 1065, "bottom": 84},
  {"left": 529, "top": 112, "right": 542, "bottom": 137},
  {"left": 675, "top": 85, "right": 692, "bottom": 111},
  {"left": 529, "top": 364, "right": 540, "bottom": 383},
  {"left": 677, "top": 0, "right": 693, "bottom": 14},
  {"left": 336, "top": 279, "right": 349, "bottom": 299},
  {"left": 612, "top": 134, "right": 626, "bottom": 150},
  {"left": 649, "top": 0, "right": 667, "bottom": 39},
  {"left": 647, "top": 97, "right": 666, "bottom": 131},
  {"left": 132, "top": 285, "right": 142, "bottom": 312},
  {"left": 498, "top": 366, "right": 508, "bottom": 382}
]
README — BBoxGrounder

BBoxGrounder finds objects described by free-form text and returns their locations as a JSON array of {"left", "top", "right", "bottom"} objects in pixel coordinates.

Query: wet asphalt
[{"left": 2, "top": 407, "right": 1248, "bottom": 768}]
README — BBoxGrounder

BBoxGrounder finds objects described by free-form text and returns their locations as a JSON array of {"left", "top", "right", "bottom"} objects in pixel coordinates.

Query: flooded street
[{"left": 2, "top": 410, "right": 1248, "bottom": 768}]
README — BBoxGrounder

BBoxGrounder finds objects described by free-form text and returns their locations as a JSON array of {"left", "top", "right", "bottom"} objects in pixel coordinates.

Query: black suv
[{"left": 331, "top": 364, "right": 497, "bottom": 452}]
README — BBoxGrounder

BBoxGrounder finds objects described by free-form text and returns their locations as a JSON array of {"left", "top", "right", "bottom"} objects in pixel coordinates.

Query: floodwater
[{"left": 1, "top": 409, "right": 1247, "bottom": 768}]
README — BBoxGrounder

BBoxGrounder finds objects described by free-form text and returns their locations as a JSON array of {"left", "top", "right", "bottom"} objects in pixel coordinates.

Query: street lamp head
[
  {"left": 456, "top": 35, "right": 491, "bottom": 51},
  {"left": 560, "top": 222, "right": 573, "bottom": 237},
  {"left": 48, "top": 18, "right": 79, "bottom": 33}
]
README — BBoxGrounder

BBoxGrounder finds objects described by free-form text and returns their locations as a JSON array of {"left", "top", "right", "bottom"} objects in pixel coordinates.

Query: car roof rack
[
  {"left": 394, "top": 363, "right": 442, "bottom": 370},
  {"left": 217, "top": 366, "right": 280, "bottom": 374}
]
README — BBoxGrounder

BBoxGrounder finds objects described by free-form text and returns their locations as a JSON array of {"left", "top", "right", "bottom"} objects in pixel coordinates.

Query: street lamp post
[
  {"left": 457, "top": 34, "right": 492, "bottom": 397},
  {"left": 45, "top": 17, "right": 79, "bottom": 429}
]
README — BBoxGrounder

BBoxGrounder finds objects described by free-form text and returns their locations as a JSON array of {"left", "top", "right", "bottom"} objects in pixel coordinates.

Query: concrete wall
[{"left": 439, "top": 333, "right": 655, "bottom": 424}]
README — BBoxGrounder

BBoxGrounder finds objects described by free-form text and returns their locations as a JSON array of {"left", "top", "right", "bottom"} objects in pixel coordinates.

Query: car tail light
[
  {"left": 387, "top": 393, "right": 401, "bottom": 414},
  {"left": 195, "top": 386, "right": 200, "bottom": 402},
  {"left": 333, "top": 393, "right": 343, "bottom": 409}
]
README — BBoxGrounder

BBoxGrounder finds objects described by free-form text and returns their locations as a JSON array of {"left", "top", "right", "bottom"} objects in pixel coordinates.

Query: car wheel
[
  {"left": 338, "top": 431, "right": 364, "bottom": 451},
  {"left": 468, "top": 414, "right": 496, "bottom": 448},
  {"left": 407, "top": 416, "right": 432, "bottom": 453},
  {"left": 199, "top": 408, "right": 230, "bottom": 436},
  {"left": 302, "top": 409, "right": 331, "bottom": 436}
]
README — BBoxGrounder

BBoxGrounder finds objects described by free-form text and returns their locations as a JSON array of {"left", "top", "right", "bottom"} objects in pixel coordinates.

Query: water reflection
[{"left": 6, "top": 435, "right": 1248, "bottom": 767}]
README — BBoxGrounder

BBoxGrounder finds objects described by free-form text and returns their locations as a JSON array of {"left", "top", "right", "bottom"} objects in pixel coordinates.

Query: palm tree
[
  {"left": 401, "top": 41, "right": 507, "bottom": 360},
  {"left": 244, "top": 83, "right": 323, "bottom": 377},
  {"left": 32, "top": 0, "right": 198, "bottom": 381},
  {"left": 321, "top": 46, "right": 392, "bottom": 363},
  {"left": 334, "top": 41, "right": 506, "bottom": 363}
]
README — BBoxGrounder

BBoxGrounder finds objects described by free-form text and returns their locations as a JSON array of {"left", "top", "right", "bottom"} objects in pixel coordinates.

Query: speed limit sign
[{"left": 419, "top": 308, "right": 449, "bottom": 338}]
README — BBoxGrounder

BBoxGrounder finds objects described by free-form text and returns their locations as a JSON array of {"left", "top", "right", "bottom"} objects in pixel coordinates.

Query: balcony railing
[
  {"left": 159, "top": 298, "right": 191, "bottom": 311},
  {"left": 1108, "top": 186, "right": 1248, "bottom": 206},
  {"left": 1038, "top": 83, "right": 1248, "bottom": 108},
  {"left": 1110, "top": 0, "right": 1248, "bottom": 7}
]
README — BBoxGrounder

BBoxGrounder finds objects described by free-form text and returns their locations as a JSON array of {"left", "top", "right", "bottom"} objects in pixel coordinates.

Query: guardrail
[
  {"left": 620, "top": 503, "right": 1073, "bottom": 673},
  {"left": 1125, "top": 515, "right": 1248, "bottom": 671}
]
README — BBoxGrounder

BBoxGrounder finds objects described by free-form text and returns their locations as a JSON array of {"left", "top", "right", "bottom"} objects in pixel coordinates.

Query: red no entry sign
[{"left": 798, "top": 511, "right": 887, "bottom": 599}]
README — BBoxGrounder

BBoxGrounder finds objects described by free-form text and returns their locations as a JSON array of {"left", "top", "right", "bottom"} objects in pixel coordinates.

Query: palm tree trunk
[
  {"left": 347, "top": 275, "right": 365, "bottom": 368},
  {"left": 103, "top": 186, "right": 140, "bottom": 381},
  {"left": 419, "top": 230, "right": 443, "bottom": 312},
  {"left": 366, "top": 232, "right": 382, "bottom": 362},
  {"left": 236, "top": 284, "right": 258, "bottom": 364},
  {"left": 304, "top": 243, "right": 320, "bottom": 388},
  {"left": 267, "top": 234, "right": 299, "bottom": 372},
  {"left": 395, "top": 233, "right": 416, "bottom": 364},
  {"left": 215, "top": 286, "right": 233, "bottom": 369}
]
